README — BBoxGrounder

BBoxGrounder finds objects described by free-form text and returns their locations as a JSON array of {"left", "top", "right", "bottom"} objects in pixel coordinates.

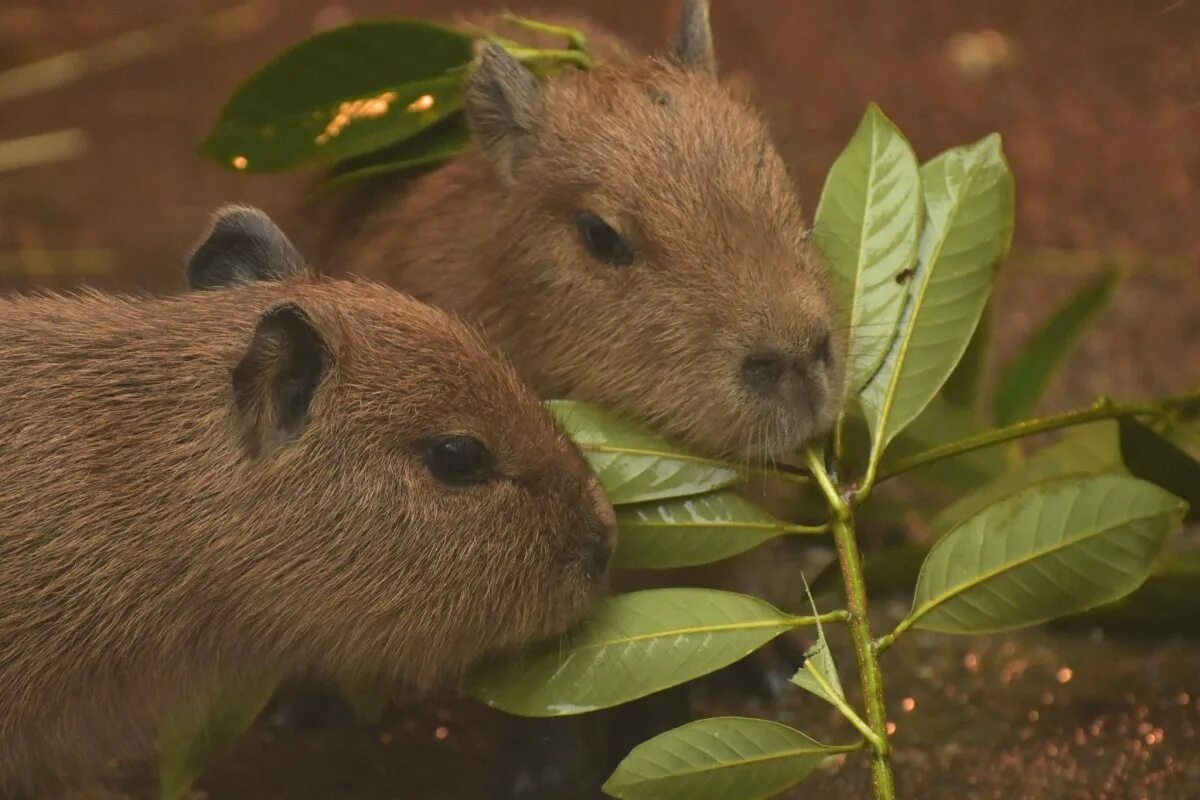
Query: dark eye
[
  {"left": 418, "top": 435, "right": 494, "bottom": 487},
  {"left": 575, "top": 211, "right": 634, "bottom": 267}
]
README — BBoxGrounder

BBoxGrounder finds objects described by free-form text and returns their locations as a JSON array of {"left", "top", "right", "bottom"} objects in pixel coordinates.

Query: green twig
[
  {"left": 874, "top": 391, "right": 1200, "bottom": 488},
  {"left": 500, "top": 13, "right": 590, "bottom": 53},
  {"left": 806, "top": 448, "right": 896, "bottom": 800}
]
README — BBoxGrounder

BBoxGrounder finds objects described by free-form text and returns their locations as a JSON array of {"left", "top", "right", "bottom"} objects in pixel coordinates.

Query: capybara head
[
  {"left": 186, "top": 208, "right": 616, "bottom": 687},
  {"left": 451, "top": 0, "right": 842, "bottom": 459}
]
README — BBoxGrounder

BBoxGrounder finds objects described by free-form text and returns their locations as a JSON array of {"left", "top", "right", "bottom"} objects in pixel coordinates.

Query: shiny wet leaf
[
  {"left": 201, "top": 21, "right": 474, "bottom": 172},
  {"left": 548, "top": 401, "right": 743, "bottom": 505}
]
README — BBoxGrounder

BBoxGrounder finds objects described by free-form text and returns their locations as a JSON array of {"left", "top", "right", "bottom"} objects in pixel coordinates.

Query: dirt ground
[{"left": 2, "top": 0, "right": 1199, "bottom": 798}]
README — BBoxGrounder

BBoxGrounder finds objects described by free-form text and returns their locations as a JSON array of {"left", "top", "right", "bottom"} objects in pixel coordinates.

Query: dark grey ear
[
  {"left": 465, "top": 41, "right": 542, "bottom": 183},
  {"left": 672, "top": 0, "right": 717, "bottom": 73},
  {"left": 232, "top": 301, "right": 332, "bottom": 455},
  {"left": 188, "top": 205, "right": 309, "bottom": 291}
]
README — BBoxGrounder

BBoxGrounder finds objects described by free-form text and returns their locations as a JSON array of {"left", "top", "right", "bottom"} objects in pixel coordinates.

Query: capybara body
[
  {"left": 0, "top": 209, "right": 615, "bottom": 793},
  {"left": 309, "top": 0, "right": 843, "bottom": 461}
]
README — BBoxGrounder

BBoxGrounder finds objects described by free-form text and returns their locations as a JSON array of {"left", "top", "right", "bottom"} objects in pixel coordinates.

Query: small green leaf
[
  {"left": 993, "top": 266, "right": 1118, "bottom": 425},
  {"left": 468, "top": 589, "right": 797, "bottom": 716},
  {"left": 548, "top": 401, "right": 743, "bottom": 505},
  {"left": 324, "top": 115, "right": 471, "bottom": 189},
  {"left": 603, "top": 717, "right": 845, "bottom": 800},
  {"left": 931, "top": 420, "right": 1123, "bottom": 535},
  {"left": 813, "top": 103, "right": 923, "bottom": 394},
  {"left": 158, "top": 674, "right": 279, "bottom": 800},
  {"left": 789, "top": 580, "right": 844, "bottom": 707},
  {"left": 908, "top": 474, "right": 1185, "bottom": 634},
  {"left": 1119, "top": 417, "right": 1200, "bottom": 523},
  {"left": 614, "top": 492, "right": 798, "bottom": 570},
  {"left": 201, "top": 21, "right": 475, "bottom": 172},
  {"left": 860, "top": 134, "right": 1014, "bottom": 471}
]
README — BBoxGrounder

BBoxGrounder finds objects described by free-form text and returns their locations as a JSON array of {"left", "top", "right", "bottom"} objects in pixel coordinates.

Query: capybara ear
[
  {"left": 232, "top": 301, "right": 332, "bottom": 455},
  {"left": 187, "top": 205, "right": 309, "bottom": 290},
  {"left": 465, "top": 41, "right": 542, "bottom": 184},
  {"left": 672, "top": 0, "right": 717, "bottom": 73}
]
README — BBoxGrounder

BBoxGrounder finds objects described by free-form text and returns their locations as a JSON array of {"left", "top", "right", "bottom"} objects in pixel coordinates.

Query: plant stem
[
  {"left": 806, "top": 449, "right": 896, "bottom": 800},
  {"left": 788, "top": 609, "right": 851, "bottom": 628},
  {"left": 872, "top": 391, "right": 1200, "bottom": 490}
]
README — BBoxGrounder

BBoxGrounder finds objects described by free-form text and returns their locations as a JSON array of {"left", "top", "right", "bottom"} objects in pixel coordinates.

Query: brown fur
[
  {"left": 307, "top": 6, "right": 843, "bottom": 461},
  {"left": 0, "top": 278, "right": 614, "bottom": 793}
]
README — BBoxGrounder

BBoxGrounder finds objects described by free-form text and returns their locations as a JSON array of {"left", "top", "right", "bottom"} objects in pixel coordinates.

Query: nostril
[{"left": 741, "top": 350, "right": 788, "bottom": 394}]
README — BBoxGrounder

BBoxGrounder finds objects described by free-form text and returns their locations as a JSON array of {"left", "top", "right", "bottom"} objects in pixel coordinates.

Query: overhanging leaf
[
  {"left": 158, "top": 674, "right": 279, "bottom": 800},
  {"left": 813, "top": 103, "right": 923, "bottom": 394},
  {"left": 324, "top": 114, "right": 471, "bottom": 189},
  {"left": 201, "top": 21, "right": 474, "bottom": 172},
  {"left": 468, "top": 589, "right": 797, "bottom": 716},
  {"left": 908, "top": 474, "right": 1186, "bottom": 634},
  {"left": 548, "top": 401, "right": 743, "bottom": 505},
  {"left": 602, "top": 717, "right": 847, "bottom": 800},
  {"left": 1119, "top": 417, "right": 1200, "bottom": 523},
  {"left": 614, "top": 492, "right": 802, "bottom": 570},
  {"left": 992, "top": 266, "right": 1118, "bottom": 425},
  {"left": 860, "top": 134, "right": 1014, "bottom": 472}
]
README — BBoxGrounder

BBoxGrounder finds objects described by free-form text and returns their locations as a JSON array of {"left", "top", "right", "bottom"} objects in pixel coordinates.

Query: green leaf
[
  {"left": 603, "top": 717, "right": 844, "bottom": 800},
  {"left": 614, "top": 492, "right": 799, "bottom": 570},
  {"left": 788, "top": 580, "right": 844, "bottom": 707},
  {"left": 201, "top": 21, "right": 474, "bottom": 172},
  {"left": 908, "top": 474, "right": 1186, "bottom": 634},
  {"left": 1119, "top": 417, "right": 1200, "bottom": 523},
  {"left": 548, "top": 401, "right": 743, "bottom": 505},
  {"left": 324, "top": 114, "right": 471, "bottom": 189},
  {"left": 158, "top": 674, "right": 279, "bottom": 800},
  {"left": 931, "top": 420, "right": 1123, "bottom": 535},
  {"left": 813, "top": 103, "right": 923, "bottom": 393},
  {"left": 860, "top": 134, "right": 1014, "bottom": 470},
  {"left": 468, "top": 589, "right": 797, "bottom": 716},
  {"left": 992, "top": 266, "right": 1118, "bottom": 425}
]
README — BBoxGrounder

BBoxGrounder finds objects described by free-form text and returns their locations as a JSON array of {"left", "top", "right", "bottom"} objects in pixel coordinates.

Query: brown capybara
[
  {"left": 308, "top": 0, "right": 844, "bottom": 462},
  {"left": 296, "top": 3, "right": 842, "bottom": 797},
  {"left": 0, "top": 207, "right": 616, "bottom": 795}
]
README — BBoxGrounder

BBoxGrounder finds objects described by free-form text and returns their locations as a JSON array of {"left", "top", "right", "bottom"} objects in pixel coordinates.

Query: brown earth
[{"left": 2, "top": 1, "right": 1199, "bottom": 798}]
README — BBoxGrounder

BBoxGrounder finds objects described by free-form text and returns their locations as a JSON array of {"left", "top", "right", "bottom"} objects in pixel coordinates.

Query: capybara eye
[
  {"left": 575, "top": 211, "right": 634, "bottom": 267},
  {"left": 418, "top": 434, "right": 495, "bottom": 487}
]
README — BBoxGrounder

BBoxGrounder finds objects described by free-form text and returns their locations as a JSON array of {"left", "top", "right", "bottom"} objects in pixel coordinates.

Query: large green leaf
[
  {"left": 1119, "top": 417, "right": 1200, "bottom": 523},
  {"left": 908, "top": 474, "right": 1186, "bottom": 634},
  {"left": 813, "top": 103, "right": 923, "bottom": 393},
  {"left": 201, "top": 21, "right": 474, "bottom": 172},
  {"left": 614, "top": 492, "right": 799, "bottom": 570},
  {"left": 931, "top": 420, "right": 1123, "bottom": 535},
  {"left": 468, "top": 589, "right": 797, "bottom": 715},
  {"left": 603, "top": 717, "right": 846, "bottom": 800},
  {"left": 548, "top": 401, "right": 743, "bottom": 505},
  {"left": 158, "top": 674, "right": 279, "bottom": 800},
  {"left": 992, "top": 266, "right": 1118, "bottom": 426},
  {"left": 859, "top": 135, "right": 1014, "bottom": 470}
]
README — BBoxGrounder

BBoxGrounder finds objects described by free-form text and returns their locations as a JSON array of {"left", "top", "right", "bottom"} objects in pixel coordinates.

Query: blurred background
[{"left": 2, "top": 1, "right": 1198, "bottom": 798}]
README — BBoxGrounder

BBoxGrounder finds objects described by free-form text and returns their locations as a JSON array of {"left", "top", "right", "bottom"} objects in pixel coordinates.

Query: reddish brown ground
[{"left": 3, "top": 1, "right": 1199, "bottom": 798}]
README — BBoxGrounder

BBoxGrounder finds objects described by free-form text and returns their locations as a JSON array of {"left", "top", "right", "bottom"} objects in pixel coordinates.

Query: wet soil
[{"left": 3, "top": 1, "right": 1199, "bottom": 798}]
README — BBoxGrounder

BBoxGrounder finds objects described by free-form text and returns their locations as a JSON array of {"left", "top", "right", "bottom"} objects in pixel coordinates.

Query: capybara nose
[{"left": 741, "top": 349, "right": 789, "bottom": 395}]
